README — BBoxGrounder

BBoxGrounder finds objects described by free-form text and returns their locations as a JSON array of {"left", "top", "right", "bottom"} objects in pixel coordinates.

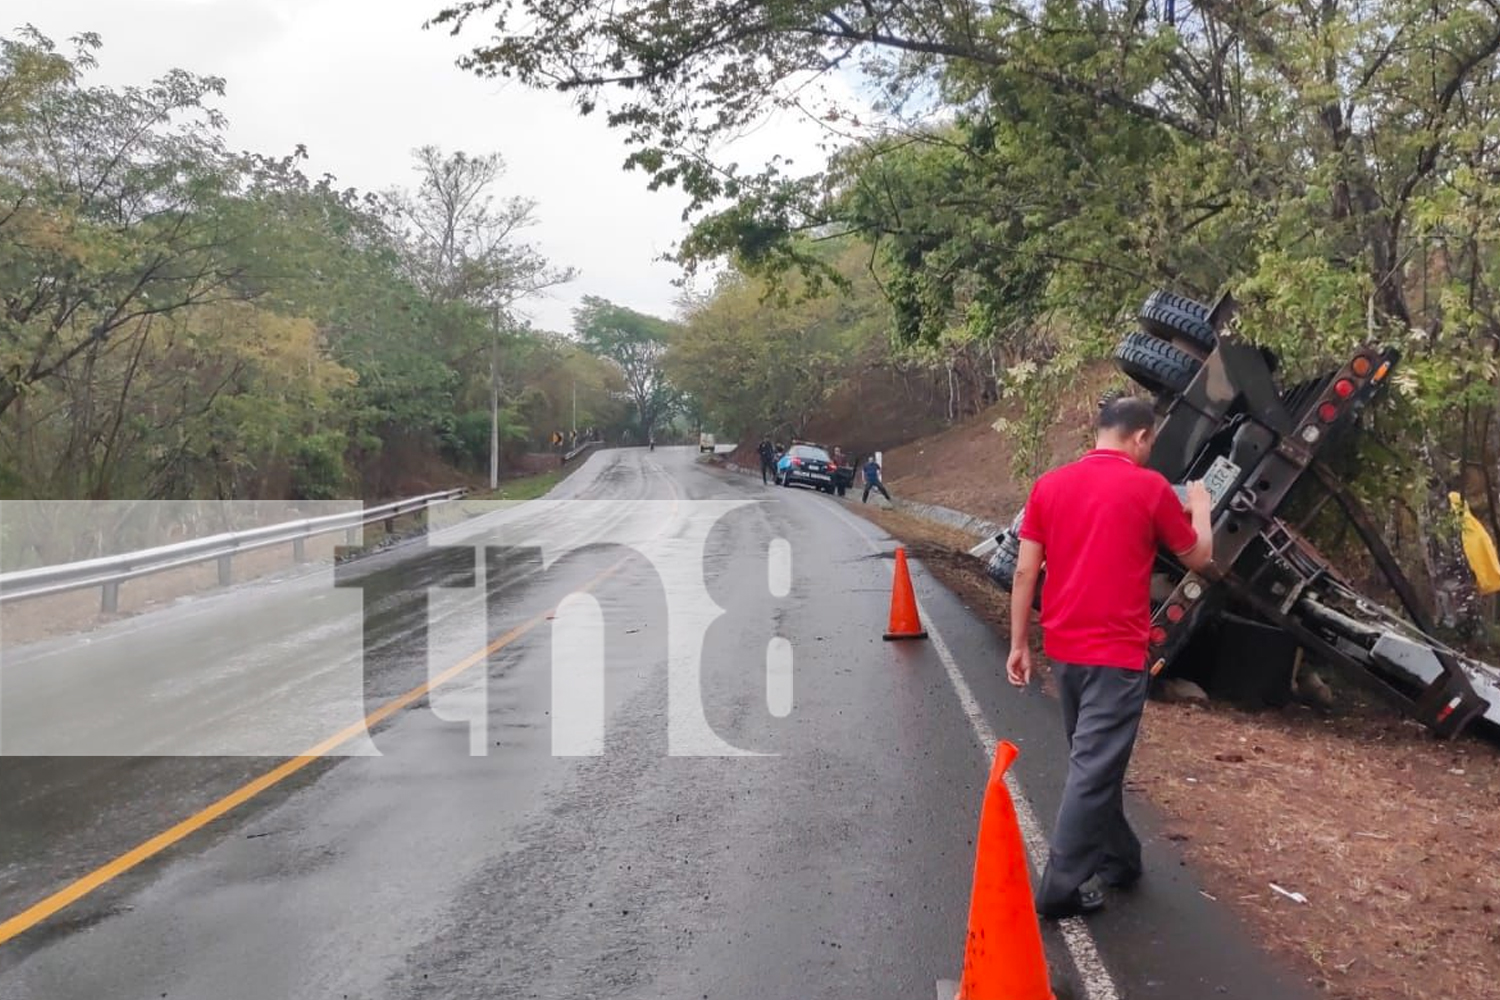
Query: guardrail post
[
  {"left": 384, "top": 515, "right": 397, "bottom": 534},
  {"left": 217, "top": 554, "right": 232, "bottom": 587},
  {"left": 101, "top": 581, "right": 119, "bottom": 614},
  {"left": 293, "top": 536, "right": 307, "bottom": 563}
]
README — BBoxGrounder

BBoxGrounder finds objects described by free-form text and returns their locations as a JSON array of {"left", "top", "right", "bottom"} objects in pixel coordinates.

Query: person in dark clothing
[
  {"left": 1008, "top": 396, "right": 1214, "bottom": 920},
  {"left": 861, "top": 455, "right": 891, "bottom": 503},
  {"left": 758, "top": 438, "right": 777, "bottom": 484}
]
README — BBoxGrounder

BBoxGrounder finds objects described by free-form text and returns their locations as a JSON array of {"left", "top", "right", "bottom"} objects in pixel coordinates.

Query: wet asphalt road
[{"left": 0, "top": 447, "right": 1313, "bottom": 999}]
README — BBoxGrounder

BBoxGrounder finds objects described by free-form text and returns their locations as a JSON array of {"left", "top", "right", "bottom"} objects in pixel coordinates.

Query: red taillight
[
  {"left": 828, "top": 463, "right": 838, "bottom": 471},
  {"left": 1317, "top": 401, "right": 1340, "bottom": 423},
  {"left": 1333, "top": 378, "right": 1355, "bottom": 399},
  {"left": 791, "top": 457, "right": 802, "bottom": 467},
  {"left": 1166, "top": 604, "right": 1186, "bottom": 624},
  {"left": 1150, "top": 626, "right": 1168, "bottom": 646},
  {"left": 1351, "top": 356, "right": 1372, "bottom": 377}
]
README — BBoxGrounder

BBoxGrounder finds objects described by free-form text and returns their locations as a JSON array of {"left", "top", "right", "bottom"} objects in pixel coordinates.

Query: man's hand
[
  {"left": 1184, "top": 480, "right": 1211, "bottom": 514},
  {"left": 1006, "top": 645, "right": 1032, "bottom": 687},
  {"left": 1177, "top": 480, "right": 1216, "bottom": 573}
]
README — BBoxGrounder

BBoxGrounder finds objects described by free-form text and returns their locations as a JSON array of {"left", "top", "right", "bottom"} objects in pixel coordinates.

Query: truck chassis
[{"left": 980, "top": 291, "right": 1500, "bottom": 738}]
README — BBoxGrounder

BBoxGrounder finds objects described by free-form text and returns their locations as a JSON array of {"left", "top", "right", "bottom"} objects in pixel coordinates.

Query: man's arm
[
  {"left": 1005, "top": 538, "right": 1044, "bottom": 686},
  {"left": 1175, "top": 481, "right": 1215, "bottom": 573}
]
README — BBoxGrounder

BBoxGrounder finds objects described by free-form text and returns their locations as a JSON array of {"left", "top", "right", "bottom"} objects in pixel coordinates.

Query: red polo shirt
[{"left": 1018, "top": 449, "right": 1198, "bottom": 670}]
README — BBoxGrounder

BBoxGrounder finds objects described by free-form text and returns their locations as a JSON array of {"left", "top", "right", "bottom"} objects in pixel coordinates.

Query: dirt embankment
[
  {"left": 727, "top": 361, "right": 966, "bottom": 467},
  {"left": 878, "top": 361, "right": 1121, "bottom": 522}
]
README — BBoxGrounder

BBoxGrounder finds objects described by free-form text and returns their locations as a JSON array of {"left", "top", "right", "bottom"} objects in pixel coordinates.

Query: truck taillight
[
  {"left": 1317, "top": 401, "right": 1340, "bottom": 423},
  {"left": 1150, "top": 626, "right": 1168, "bottom": 646},
  {"left": 1351, "top": 356, "right": 1373, "bottom": 377},
  {"left": 1166, "top": 604, "right": 1186, "bottom": 623},
  {"left": 1333, "top": 378, "right": 1355, "bottom": 399}
]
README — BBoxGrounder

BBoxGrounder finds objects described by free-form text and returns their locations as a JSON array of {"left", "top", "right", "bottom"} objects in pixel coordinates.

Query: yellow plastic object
[{"left": 1449, "top": 492, "right": 1500, "bottom": 595}]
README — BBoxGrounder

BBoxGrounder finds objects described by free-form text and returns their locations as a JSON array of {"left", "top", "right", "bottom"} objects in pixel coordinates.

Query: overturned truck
[{"left": 980, "top": 290, "right": 1500, "bottom": 739}]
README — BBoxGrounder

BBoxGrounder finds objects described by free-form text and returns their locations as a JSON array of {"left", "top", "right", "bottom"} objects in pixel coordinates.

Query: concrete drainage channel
[{"left": 880, "top": 498, "right": 1002, "bottom": 540}]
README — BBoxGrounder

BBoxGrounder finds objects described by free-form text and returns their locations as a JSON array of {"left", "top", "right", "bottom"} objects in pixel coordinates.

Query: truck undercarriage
[{"left": 979, "top": 290, "right": 1500, "bottom": 738}]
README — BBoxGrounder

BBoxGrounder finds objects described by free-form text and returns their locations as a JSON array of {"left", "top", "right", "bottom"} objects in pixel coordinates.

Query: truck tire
[
  {"left": 1139, "top": 290, "right": 1216, "bottom": 355},
  {"left": 985, "top": 534, "right": 1020, "bottom": 589},
  {"left": 1116, "top": 330, "right": 1201, "bottom": 397}
]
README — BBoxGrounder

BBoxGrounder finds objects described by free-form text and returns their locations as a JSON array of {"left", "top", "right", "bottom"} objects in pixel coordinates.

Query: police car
[{"left": 775, "top": 443, "right": 839, "bottom": 492}]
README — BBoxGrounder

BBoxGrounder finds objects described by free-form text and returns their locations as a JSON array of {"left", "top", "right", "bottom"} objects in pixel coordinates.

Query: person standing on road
[
  {"left": 861, "top": 453, "right": 891, "bottom": 504},
  {"left": 758, "top": 437, "right": 777, "bottom": 484},
  {"left": 1006, "top": 396, "right": 1213, "bottom": 920}
]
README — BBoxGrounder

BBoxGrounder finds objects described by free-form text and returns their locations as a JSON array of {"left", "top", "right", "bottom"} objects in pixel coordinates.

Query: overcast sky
[{"left": 7, "top": 0, "right": 844, "bottom": 333}]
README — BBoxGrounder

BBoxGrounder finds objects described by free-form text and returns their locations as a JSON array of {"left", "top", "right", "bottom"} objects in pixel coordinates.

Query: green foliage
[
  {"left": 573, "top": 296, "right": 681, "bottom": 437},
  {"left": 439, "top": 0, "right": 1500, "bottom": 536},
  {"left": 290, "top": 431, "right": 351, "bottom": 500},
  {"left": 0, "top": 28, "right": 578, "bottom": 500},
  {"left": 441, "top": 408, "right": 529, "bottom": 469},
  {"left": 669, "top": 240, "right": 886, "bottom": 439}
]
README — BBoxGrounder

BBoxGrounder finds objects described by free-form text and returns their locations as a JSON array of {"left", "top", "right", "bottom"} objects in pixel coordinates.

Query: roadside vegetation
[
  {"left": 435, "top": 0, "right": 1500, "bottom": 637},
  {"left": 0, "top": 27, "right": 674, "bottom": 511}
]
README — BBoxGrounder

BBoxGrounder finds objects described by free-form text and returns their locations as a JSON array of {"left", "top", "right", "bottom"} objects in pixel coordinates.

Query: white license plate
[
  {"left": 1202, "top": 456, "right": 1240, "bottom": 503},
  {"left": 807, "top": 472, "right": 830, "bottom": 481},
  {"left": 1175, "top": 456, "right": 1240, "bottom": 506}
]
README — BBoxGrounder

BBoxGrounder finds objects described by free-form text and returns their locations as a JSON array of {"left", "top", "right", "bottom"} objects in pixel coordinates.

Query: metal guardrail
[
  {"left": 0, "top": 489, "right": 468, "bottom": 613},
  {"left": 563, "top": 439, "right": 603, "bottom": 463}
]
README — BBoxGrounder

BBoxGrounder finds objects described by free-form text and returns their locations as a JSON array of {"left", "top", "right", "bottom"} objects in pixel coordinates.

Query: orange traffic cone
[
  {"left": 955, "top": 741, "right": 1053, "bottom": 1000},
  {"left": 883, "top": 547, "right": 928, "bottom": 640}
]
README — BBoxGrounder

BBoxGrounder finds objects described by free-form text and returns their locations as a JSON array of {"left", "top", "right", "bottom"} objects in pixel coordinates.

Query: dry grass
[{"left": 856, "top": 505, "right": 1500, "bottom": 1000}]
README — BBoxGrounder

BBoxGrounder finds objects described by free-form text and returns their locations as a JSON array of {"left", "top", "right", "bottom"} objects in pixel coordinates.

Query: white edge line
[{"left": 818, "top": 499, "right": 1121, "bottom": 1000}]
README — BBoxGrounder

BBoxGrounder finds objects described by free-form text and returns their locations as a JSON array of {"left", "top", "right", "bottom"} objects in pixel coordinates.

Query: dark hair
[{"left": 1096, "top": 396, "right": 1157, "bottom": 435}]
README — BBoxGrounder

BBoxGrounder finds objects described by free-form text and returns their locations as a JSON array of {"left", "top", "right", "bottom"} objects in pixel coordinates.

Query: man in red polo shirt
[{"left": 1007, "top": 395, "right": 1213, "bottom": 919}]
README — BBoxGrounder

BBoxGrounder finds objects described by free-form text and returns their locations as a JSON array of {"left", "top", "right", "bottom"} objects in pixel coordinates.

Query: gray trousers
[{"left": 1035, "top": 662, "right": 1149, "bottom": 912}]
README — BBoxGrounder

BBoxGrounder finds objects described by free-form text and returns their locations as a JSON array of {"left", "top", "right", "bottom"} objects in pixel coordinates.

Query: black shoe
[{"left": 1037, "top": 883, "right": 1106, "bottom": 920}]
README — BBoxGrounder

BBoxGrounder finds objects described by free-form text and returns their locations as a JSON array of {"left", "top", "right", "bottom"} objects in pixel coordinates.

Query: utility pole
[
  {"left": 489, "top": 305, "right": 501, "bottom": 491},
  {"left": 572, "top": 379, "right": 577, "bottom": 436}
]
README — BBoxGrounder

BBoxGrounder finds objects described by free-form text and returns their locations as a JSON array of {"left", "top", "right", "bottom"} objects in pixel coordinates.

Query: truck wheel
[
  {"left": 985, "top": 535, "right": 1020, "bottom": 589},
  {"left": 1115, "top": 330, "right": 1201, "bottom": 397},
  {"left": 1139, "top": 290, "right": 1216, "bottom": 356}
]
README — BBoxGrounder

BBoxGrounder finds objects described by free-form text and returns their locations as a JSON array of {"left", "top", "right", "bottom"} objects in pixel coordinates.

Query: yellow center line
[
  {"left": 0, "top": 461, "right": 683, "bottom": 948},
  {"left": 0, "top": 561, "right": 625, "bottom": 947}
]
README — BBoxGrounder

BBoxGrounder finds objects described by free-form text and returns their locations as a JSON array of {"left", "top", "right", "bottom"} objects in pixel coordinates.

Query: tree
[
  {"left": 0, "top": 28, "right": 587, "bottom": 502},
  {"left": 573, "top": 296, "right": 680, "bottom": 440},
  {"left": 432, "top": 0, "right": 1500, "bottom": 592},
  {"left": 386, "top": 146, "right": 572, "bottom": 311},
  {"left": 669, "top": 240, "right": 884, "bottom": 439},
  {"left": 386, "top": 146, "right": 575, "bottom": 486},
  {"left": 0, "top": 27, "right": 250, "bottom": 420}
]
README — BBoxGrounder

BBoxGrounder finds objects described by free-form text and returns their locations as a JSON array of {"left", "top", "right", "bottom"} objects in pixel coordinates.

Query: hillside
[
  {"left": 727, "top": 360, "right": 959, "bottom": 465},
  {"left": 880, "top": 362, "right": 1120, "bottom": 522}
]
